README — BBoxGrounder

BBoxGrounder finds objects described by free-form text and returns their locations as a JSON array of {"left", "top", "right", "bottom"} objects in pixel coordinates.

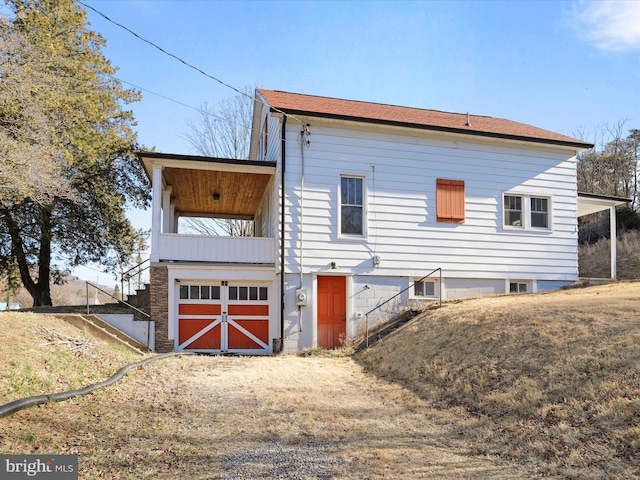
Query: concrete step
[{"left": 48, "top": 314, "right": 148, "bottom": 355}]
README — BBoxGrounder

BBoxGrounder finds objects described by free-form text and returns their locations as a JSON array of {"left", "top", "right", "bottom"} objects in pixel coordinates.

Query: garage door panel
[
  {"left": 228, "top": 320, "right": 269, "bottom": 350},
  {"left": 179, "top": 304, "right": 221, "bottom": 315},
  {"left": 178, "top": 319, "right": 221, "bottom": 350},
  {"left": 228, "top": 304, "right": 269, "bottom": 316}
]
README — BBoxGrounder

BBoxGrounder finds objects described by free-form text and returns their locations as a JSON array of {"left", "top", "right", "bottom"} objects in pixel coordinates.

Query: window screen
[{"left": 341, "top": 176, "right": 364, "bottom": 235}]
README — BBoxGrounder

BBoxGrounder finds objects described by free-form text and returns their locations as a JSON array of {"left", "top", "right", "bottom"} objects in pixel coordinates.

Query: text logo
[{"left": 0, "top": 455, "right": 78, "bottom": 479}]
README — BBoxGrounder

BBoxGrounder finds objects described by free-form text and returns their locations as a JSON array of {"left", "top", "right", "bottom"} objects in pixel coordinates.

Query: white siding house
[{"left": 142, "top": 89, "right": 597, "bottom": 354}]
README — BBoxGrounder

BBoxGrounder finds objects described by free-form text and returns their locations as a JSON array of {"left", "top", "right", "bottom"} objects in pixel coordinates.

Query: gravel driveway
[{"left": 106, "top": 354, "right": 531, "bottom": 479}]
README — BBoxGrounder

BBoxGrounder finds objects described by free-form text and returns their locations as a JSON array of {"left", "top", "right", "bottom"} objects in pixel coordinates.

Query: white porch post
[
  {"left": 151, "top": 164, "right": 163, "bottom": 263},
  {"left": 162, "top": 185, "right": 173, "bottom": 234},
  {"left": 610, "top": 206, "right": 617, "bottom": 279}
]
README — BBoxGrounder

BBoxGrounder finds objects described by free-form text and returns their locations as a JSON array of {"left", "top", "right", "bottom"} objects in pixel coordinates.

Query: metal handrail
[
  {"left": 86, "top": 281, "right": 152, "bottom": 351},
  {"left": 120, "top": 258, "right": 150, "bottom": 298},
  {"left": 85, "top": 281, "right": 151, "bottom": 319},
  {"left": 364, "top": 267, "right": 442, "bottom": 348}
]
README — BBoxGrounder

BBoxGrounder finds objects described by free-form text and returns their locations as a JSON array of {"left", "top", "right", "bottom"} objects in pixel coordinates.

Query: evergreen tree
[{"left": 0, "top": 0, "right": 150, "bottom": 306}]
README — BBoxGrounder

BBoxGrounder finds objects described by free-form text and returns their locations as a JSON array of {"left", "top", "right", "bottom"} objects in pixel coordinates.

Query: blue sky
[{"left": 72, "top": 0, "right": 640, "bottom": 285}]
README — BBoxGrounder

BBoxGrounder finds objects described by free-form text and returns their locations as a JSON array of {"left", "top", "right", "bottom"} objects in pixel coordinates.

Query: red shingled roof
[{"left": 257, "top": 89, "right": 592, "bottom": 149}]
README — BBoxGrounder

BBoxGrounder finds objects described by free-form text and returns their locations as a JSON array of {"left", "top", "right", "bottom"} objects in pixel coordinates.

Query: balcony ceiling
[{"left": 163, "top": 167, "right": 273, "bottom": 217}]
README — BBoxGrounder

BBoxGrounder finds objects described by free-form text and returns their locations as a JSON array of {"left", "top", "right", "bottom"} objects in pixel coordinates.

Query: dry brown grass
[
  {"left": 0, "top": 313, "right": 140, "bottom": 402},
  {"left": 0, "top": 313, "right": 529, "bottom": 479},
  {"left": 2, "top": 283, "right": 640, "bottom": 478},
  {"left": 579, "top": 229, "right": 640, "bottom": 279},
  {"left": 357, "top": 281, "right": 640, "bottom": 479}
]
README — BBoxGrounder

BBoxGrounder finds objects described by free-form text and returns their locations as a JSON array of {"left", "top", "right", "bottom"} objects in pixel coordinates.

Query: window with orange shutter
[{"left": 436, "top": 179, "right": 465, "bottom": 223}]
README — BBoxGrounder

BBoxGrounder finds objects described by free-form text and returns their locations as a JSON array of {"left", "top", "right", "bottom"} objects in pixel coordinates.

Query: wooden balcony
[{"left": 157, "top": 234, "right": 275, "bottom": 264}]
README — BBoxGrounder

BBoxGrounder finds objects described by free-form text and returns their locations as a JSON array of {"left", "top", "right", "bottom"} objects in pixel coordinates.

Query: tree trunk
[
  {"left": 34, "top": 205, "right": 53, "bottom": 306},
  {"left": 3, "top": 204, "right": 53, "bottom": 307}
]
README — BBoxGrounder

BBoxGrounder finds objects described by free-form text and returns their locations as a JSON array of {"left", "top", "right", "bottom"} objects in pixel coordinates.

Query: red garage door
[{"left": 177, "top": 282, "right": 270, "bottom": 353}]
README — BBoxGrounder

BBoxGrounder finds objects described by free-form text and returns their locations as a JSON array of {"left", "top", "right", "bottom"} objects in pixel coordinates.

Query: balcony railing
[{"left": 157, "top": 233, "right": 275, "bottom": 264}]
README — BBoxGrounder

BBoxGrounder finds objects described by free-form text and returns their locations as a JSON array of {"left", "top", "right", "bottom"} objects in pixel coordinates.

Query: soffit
[
  {"left": 163, "top": 168, "right": 272, "bottom": 217},
  {"left": 577, "top": 193, "right": 631, "bottom": 217}
]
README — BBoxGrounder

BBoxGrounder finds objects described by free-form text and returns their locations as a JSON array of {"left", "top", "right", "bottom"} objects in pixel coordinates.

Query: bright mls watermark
[{"left": 0, "top": 455, "right": 77, "bottom": 479}]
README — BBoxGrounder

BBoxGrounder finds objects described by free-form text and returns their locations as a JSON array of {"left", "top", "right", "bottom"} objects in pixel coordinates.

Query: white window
[
  {"left": 504, "top": 195, "right": 523, "bottom": 227},
  {"left": 503, "top": 193, "right": 551, "bottom": 230},
  {"left": 413, "top": 279, "right": 438, "bottom": 298},
  {"left": 509, "top": 282, "right": 529, "bottom": 293},
  {"left": 530, "top": 197, "right": 549, "bottom": 228},
  {"left": 340, "top": 176, "right": 365, "bottom": 237},
  {"left": 179, "top": 284, "right": 222, "bottom": 300}
]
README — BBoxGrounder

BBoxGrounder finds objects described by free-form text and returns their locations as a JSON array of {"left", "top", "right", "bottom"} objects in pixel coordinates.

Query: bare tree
[
  {"left": 577, "top": 121, "right": 640, "bottom": 243},
  {"left": 183, "top": 88, "right": 255, "bottom": 237}
]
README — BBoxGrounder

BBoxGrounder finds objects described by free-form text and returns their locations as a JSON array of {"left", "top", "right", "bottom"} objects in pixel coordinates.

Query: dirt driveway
[{"left": 73, "top": 353, "right": 532, "bottom": 479}]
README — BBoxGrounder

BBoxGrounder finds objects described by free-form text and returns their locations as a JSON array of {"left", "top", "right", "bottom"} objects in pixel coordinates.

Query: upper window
[
  {"left": 530, "top": 197, "right": 549, "bottom": 228},
  {"left": 504, "top": 195, "right": 522, "bottom": 227},
  {"left": 436, "top": 179, "right": 465, "bottom": 223},
  {"left": 340, "top": 176, "right": 364, "bottom": 236},
  {"left": 503, "top": 193, "right": 550, "bottom": 230}
]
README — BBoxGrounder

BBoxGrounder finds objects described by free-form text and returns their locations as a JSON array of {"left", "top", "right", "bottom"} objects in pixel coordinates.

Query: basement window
[
  {"left": 509, "top": 282, "right": 528, "bottom": 294},
  {"left": 413, "top": 279, "right": 437, "bottom": 298}
]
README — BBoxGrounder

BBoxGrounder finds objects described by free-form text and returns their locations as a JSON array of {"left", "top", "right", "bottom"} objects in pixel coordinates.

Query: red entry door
[{"left": 317, "top": 276, "right": 346, "bottom": 349}]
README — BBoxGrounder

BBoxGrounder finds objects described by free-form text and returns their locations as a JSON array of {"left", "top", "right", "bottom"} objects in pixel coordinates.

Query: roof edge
[
  {"left": 136, "top": 151, "right": 277, "bottom": 168},
  {"left": 577, "top": 192, "right": 632, "bottom": 203},
  {"left": 271, "top": 108, "right": 594, "bottom": 150}
]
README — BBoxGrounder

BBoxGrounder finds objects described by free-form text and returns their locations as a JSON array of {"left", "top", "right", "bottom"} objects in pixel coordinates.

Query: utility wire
[
  {"left": 79, "top": 1, "right": 305, "bottom": 125},
  {"left": 78, "top": 1, "right": 247, "bottom": 100}
]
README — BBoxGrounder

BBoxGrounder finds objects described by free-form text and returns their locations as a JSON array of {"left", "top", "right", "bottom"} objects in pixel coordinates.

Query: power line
[
  {"left": 120, "top": 79, "right": 202, "bottom": 114},
  {"left": 79, "top": 1, "right": 305, "bottom": 126},
  {"left": 78, "top": 1, "right": 248, "bottom": 100}
]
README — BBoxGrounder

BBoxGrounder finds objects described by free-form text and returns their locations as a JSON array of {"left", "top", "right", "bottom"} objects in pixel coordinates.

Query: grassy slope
[
  {"left": 357, "top": 281, "right": 640, "bottom": 479},
  {"left": 3, "top": 285, "right": 640, "bottom": 478},
  {"left": 0, "top": 312, "right": 141, "bottom": 407}
]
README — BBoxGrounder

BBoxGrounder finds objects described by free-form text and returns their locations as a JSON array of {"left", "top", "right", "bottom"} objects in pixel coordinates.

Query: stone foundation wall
[{"left": 150, "top": 265, "right": 172, "bottom": 352}]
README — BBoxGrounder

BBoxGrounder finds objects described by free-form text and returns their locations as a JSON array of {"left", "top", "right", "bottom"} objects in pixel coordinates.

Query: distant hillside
[
  {"left": 356, "top": 281, "right": 640, "bottom": 478},
  {"left": 1, "top": 274, "right": 116, "bottom": 308}
]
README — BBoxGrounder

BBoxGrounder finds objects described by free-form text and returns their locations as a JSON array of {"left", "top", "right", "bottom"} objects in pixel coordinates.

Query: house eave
[
  {"left": 270, "top": 108, "right": 594, "bottom": 151},
  {"left": 577, "top": 192, "right": 631, "bottom": 217}
]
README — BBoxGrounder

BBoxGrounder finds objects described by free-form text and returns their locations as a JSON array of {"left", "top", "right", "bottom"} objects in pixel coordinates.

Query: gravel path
[{"left": 122, "top": 354, "right": 532, "bottom": 479}]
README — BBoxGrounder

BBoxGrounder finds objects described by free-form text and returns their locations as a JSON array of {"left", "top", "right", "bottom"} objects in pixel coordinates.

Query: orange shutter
[{"left": 436, "top": 179, "right": 465, "bottom": 223}]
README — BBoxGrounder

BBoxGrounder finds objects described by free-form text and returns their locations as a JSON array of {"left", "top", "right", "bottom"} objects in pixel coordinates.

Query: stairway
[
  {"left": 48, "top": 313, "right": 149, "bottom": 354},
  {"left": 357, "top": 309, "right": 421, "bottom": 351},
  {"left": 123, "top": 283, "right": 150, "bottom": 313}
]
